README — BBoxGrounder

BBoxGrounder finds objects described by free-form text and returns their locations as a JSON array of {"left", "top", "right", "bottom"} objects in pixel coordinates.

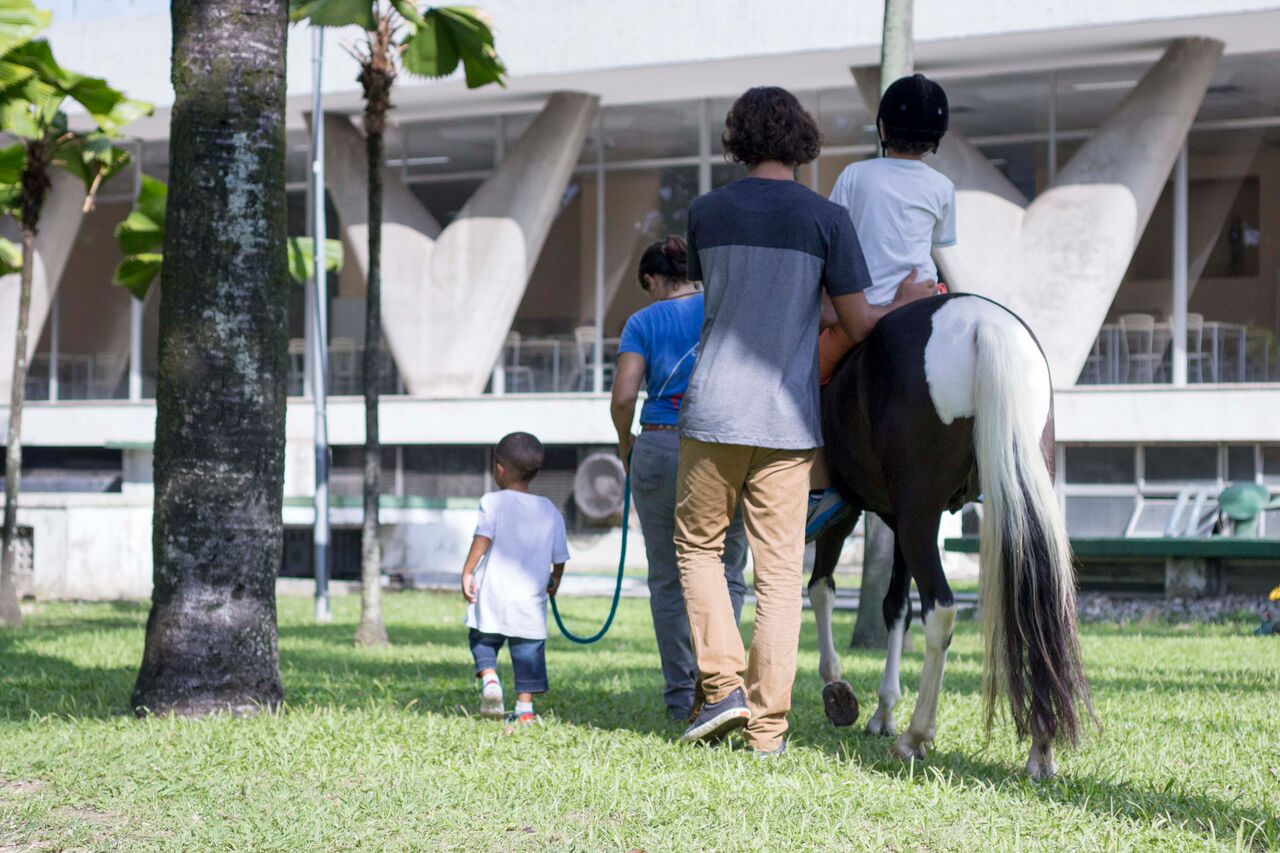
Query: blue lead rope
[{"left": 550, "top": 468, "right": 631, "bottom": 644}]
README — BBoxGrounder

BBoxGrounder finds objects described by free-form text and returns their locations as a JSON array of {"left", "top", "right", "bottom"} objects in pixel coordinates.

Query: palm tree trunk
[
  {"left": 354, "top": 61, "right": 391, "bottom": 648},
  {"left": 851, "top": 514, "right": 893, "bottom": 648},
  {"left": 0, "top": 226, "right": 36, "bottom": 629},
  {"left": 852, "top": 0, "right": 915, "bottom": 648},
  {"left": 131, "top": 0, "right": 289, "bottom": 716}
]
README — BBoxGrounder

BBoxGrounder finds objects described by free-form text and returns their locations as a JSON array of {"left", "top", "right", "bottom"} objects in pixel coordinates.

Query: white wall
[
  {"left": 46, "top": 2, "right": 1280, "bottom": 136},
  {"left": 18, "top": 494, "right": 153, "bottom": 600}
]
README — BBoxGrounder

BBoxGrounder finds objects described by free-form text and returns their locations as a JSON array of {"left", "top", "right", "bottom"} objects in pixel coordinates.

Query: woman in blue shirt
[{"left": 611, "top": 236, "right": 748, "bottom": 723}]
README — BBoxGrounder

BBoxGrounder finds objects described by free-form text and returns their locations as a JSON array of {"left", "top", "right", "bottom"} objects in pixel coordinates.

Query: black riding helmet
[{"left": 877, "top": 73, "right": 949, "bottom": 154}]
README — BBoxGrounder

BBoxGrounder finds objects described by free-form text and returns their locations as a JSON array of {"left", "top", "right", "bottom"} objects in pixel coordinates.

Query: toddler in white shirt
[{"left": 461, "top": 432, "right": 570, "bottom": 725}]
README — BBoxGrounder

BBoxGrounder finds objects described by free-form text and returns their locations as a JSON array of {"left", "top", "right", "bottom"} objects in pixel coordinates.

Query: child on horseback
[
  {"left": 806, "top": 73, "right": 957, "bottom": 541},
  {"left": 460, "top": 431, "right": 569, "bottom": 726}
]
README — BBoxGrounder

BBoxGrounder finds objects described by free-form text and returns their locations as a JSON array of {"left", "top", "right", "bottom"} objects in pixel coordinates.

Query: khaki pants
[{"left": 674, "top": 437, "right": 814, "bottom": 751}]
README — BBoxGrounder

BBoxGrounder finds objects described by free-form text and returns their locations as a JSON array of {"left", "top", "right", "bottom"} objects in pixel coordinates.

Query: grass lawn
[{"left": 1, "top": 593, "right": 1277, "bottom": 851}]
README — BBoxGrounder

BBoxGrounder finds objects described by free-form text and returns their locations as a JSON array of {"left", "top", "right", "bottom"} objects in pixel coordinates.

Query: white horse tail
[{"left": 972, "top": 314, "right": 1093, "bottom": 746}]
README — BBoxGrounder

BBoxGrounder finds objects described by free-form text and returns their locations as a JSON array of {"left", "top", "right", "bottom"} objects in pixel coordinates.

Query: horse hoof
[
  {"left": 1026, "top": 758, "right": 1058, "bottom": 781},
  {"left": 865, "top": 710, "right": 896, "bottom": 738},
  {"left": 822, "top": 681, "right": 859, "bottom": 727},
  {"left": 891, "top": 734, "right": 926, "bottom": 762}
]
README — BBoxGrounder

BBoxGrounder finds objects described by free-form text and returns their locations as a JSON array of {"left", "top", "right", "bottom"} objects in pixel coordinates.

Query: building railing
[
  {"left": 1076, "top": 315, "right": 1277, "bottom": 385},
  {"left": 20, "top": 324, "right": 1278, "bottom": 403},
  {"left": 487, "top": 331, "right": 620, "bottom": 395}
]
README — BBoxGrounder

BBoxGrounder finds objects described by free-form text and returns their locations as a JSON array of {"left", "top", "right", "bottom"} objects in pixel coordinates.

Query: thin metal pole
[
  {"left": 310, "top": 26, "right": 332, "bottom": 622},
  {"left": 128, "top": 297, "right": 142, "bottom": 400},
  {"left": 48, "top": 294, "right": 58, "bottom": 401},
  {"left": 491, "top": 114, "right": 507, "bottom": 396},
  {"left": 1047, "top": 71, "right": 1058, "bottom": 185},
  {"left": 1171, "top": 141, "right": 1188, "bottom": 387},
  {"left": 592, "top": 114, "right": 605, "bottom": 394},
  {"left": 698, "top": 99, "right": 711, "bottom": 196}
]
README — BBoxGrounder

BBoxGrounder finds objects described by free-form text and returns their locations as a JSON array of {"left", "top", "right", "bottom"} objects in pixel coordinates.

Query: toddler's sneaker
[
  {"left": 504, "top": 710, "right": 541, "bottom": 727},
  {"left": 479, "top": 680, "right": 504, "bottom": 719}
]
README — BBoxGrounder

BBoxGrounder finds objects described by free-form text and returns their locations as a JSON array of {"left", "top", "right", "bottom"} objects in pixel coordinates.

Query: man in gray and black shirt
[{"left": 675, "top": 87, "right": 936, "bottom": 754}]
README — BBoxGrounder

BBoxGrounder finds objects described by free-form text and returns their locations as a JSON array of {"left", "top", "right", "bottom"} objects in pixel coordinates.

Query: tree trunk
[
  {"left": 851, "top": 0, "right": 915, "bottom": 647},
  {"left": 851, "top": 514, "right": 894, "bottom": 648},
  {"left": 131, "top": 0, "right": 289, "bottom": 716},
  {"left": 0, "top": 226, "right": 36, "bottom": 629},
  {"left": 353, "top": 62, "right": 391, "bottom": 648},
  {"left": 878, "top": 0, "right": 914, "bottom": 96}
]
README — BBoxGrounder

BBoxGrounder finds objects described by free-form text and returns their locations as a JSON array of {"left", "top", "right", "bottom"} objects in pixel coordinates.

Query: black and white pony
[{"left": 809, "top": 292, "right": 1093, "bottom": 779}]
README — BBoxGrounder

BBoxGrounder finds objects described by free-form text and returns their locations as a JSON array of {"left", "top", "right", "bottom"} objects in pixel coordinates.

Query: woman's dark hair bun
[{"left": 638, "top": 234, "right": 688, "bottom": 289}]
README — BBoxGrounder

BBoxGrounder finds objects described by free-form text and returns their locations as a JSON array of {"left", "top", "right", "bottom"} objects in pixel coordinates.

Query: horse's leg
[
  {"left": 890, "top": 512, "right": 957, "bottom": 763},
  {"left": 866, "top": 534, "right": 910, "bottom": 737},
  {"left": 809, "top": 510, "right": 860, "bottom": 726},
  {"left": 1026, "top": 726, "right": 1057, "bottom": 780}
]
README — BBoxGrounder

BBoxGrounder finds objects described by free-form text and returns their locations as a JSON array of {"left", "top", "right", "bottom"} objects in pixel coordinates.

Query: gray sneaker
[{"left": 680, "top": 688, "right": 750, "bottom": 743}]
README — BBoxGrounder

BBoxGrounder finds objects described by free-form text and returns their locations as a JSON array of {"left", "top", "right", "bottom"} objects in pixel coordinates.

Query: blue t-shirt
[{"left": 617, "top": 292, "right": 705, "bottom": 427}]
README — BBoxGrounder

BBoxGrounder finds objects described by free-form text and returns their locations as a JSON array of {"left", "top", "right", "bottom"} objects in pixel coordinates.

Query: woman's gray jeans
[{"left": 629, "top": 428, "right": 748, "bottom": 717}]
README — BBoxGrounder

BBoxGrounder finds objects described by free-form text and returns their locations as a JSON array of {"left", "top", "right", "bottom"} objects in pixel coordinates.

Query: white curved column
[
  {"left": 324, "top": 91, "right": 599, "bottom": 397},
  {"left": 929, "top": 38, "right": 1223, "bottom": 384},
  {"left": 0, "top": 171, "right": 87, "bottom": 399}
]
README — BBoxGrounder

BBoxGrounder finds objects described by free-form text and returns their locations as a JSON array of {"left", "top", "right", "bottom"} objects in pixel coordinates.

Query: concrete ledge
[{"left": 944, "top": 536, "right": 1280, "bottom": 559}]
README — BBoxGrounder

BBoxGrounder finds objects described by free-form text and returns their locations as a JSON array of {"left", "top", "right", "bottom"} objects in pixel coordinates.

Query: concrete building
[{"left": 3, "top": 0, "right": 1280, "bottom": 599}]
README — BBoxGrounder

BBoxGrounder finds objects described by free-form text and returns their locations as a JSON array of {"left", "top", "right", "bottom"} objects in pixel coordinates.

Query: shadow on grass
[
  {"left": 795, "top": 726, "right": 1279, "bottom": 848},
  {"left": 0, "top": 647, "right": 137, "bottom": 722},
  {"left": 4, "top": 599, "right": 1275, "bottom": 847}
]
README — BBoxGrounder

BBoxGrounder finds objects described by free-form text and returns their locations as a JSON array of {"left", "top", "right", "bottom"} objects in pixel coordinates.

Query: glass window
[
  {"left": 503, "top": 172, "right": 599, "bottom": 392},
  {"left": 604, "top": 166, "right": 698, "bottom": 335},
  {"left": 815, "top": 152, "right": 870, "bottom": 198},
  {"left": 1064, "top": 446, "right": 1135, "bottom": 484},
  {"left": 1065, "top": 496, "right": 1135, "bottom": 537},
  {"left": 2, "top": 447, "right": 123, "bottom": 493},
  {"left": 141, "top": 138, "right": 170, "bottom": 183},
  {"left": 1227, "top": 445, "right": 1257, "bottom": 482},
  {"left": 409, "top": 179, "right": 482, "bottom": 228},
  {"left": 502, "top": 112, "right": 536, "bottom": 151},
  {"left": 812, "top": 87, "right": 874, "bottom": 150},
  {"left": 1143, "top": 445, "right": 1218, "bottom": 483},
  {"left": 1053, "top": 64, "right": 1144, "bottom": 133},
  {"left": 944, "top": 72, "right": 1051, "bottom": 138},
  {"left": 402, "top": 446, "right": 486, "bottom": 499},
  {"left": 285, "top": 129, "right": 310, "bottom": 186},
  {"left": 1264, "top": 508, "right": 1280, "bottom": 536},
  {"left": 399, "top": 116, "right": 497, "bottom": 176},
  {"left": 48, "top": 201, "right": 134, "bottom": 400},
  {"left": 1263, "top": 446, "right": 1280, "bottom": 486},
  {"left": 1100, "top": 124, "right": 1279, "bottom": 384},
  {"left": 1130, "top": 499, "right": 1177, "bottom": 536},
  {"left": 1079, "top": 52, "right": 1280, "bottom": 385},
  {"left": 711, "top": 162, "right": 747, "bottom": 189},
  {"left": 331, "top": 446, "right": 397, "bottom": 497},
  {"left": 598, "top": 102, "right": 701, "bottom": 163},
  {"left": 974, "top": 142, "right": 1041, "bottom": 202}
]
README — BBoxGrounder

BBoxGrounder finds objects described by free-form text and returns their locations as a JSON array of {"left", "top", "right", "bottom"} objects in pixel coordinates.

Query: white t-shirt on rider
[
  {"left": 465, "top": 489, "right": 570, "bottom": 640},
  {"left": 828, "top": 157, "right": 957, "bottom": 306}
]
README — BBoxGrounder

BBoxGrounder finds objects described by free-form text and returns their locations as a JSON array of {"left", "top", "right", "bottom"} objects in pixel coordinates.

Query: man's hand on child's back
[{"left": 894, "top": 268, "right": 939, "bottom": 304}]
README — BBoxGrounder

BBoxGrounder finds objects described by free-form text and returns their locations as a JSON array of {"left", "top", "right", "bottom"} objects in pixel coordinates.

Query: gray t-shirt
[{"left": 679, "top": 177, "right": 873, "bottom": 450}]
